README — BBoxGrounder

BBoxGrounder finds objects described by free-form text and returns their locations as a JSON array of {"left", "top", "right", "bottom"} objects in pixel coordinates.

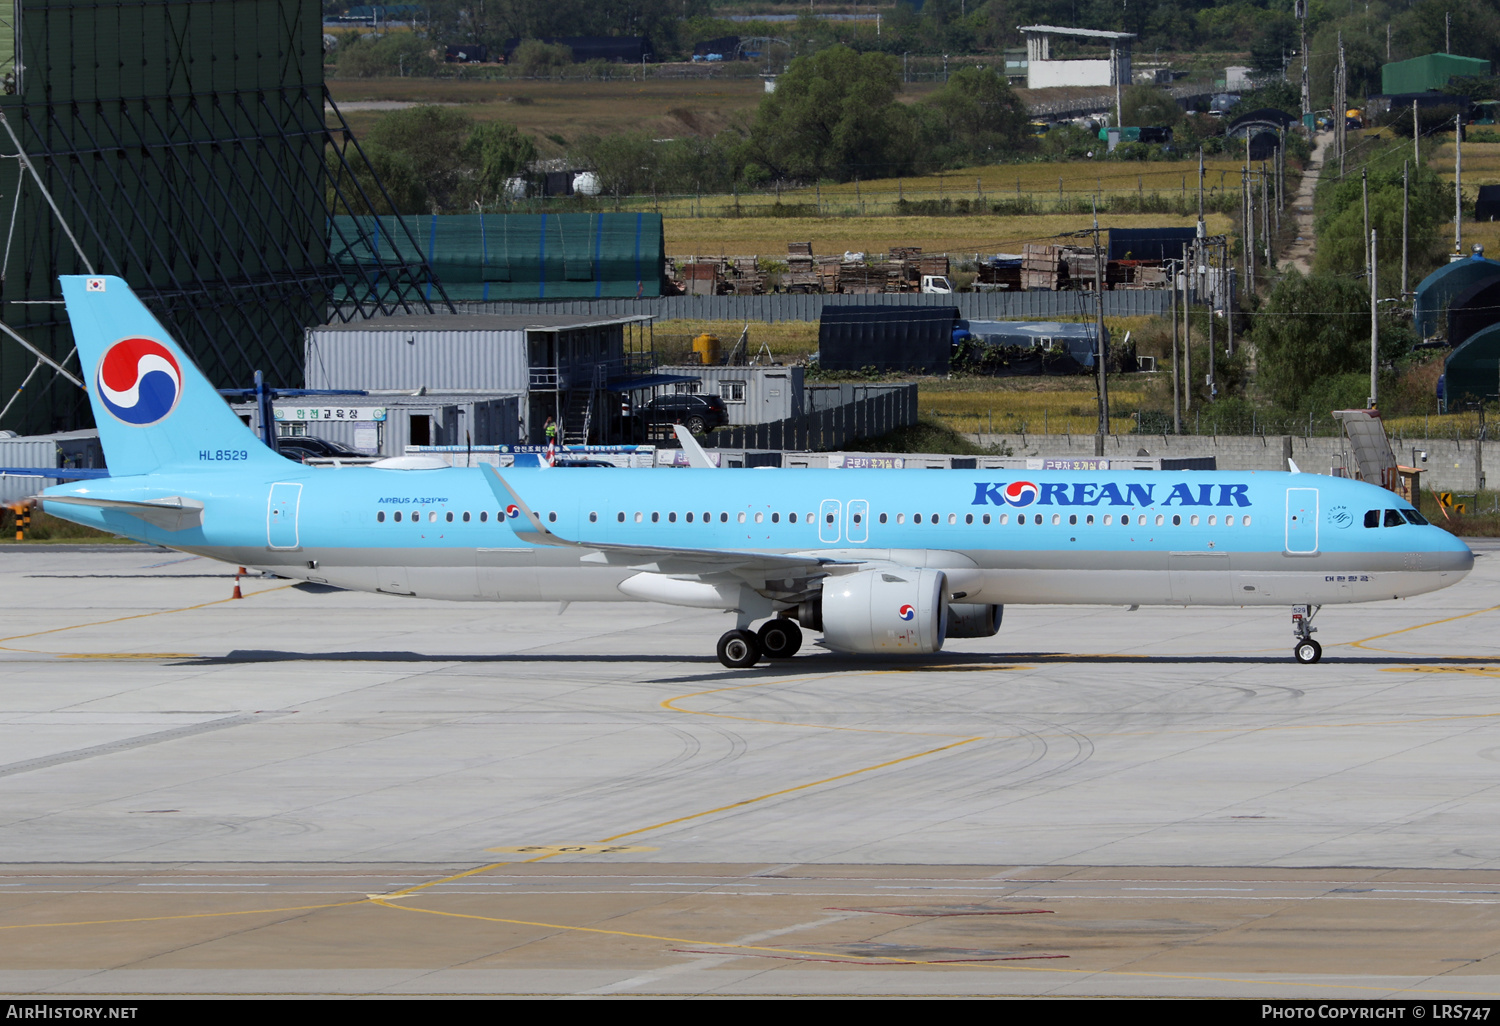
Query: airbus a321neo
[{"left": 39, "top": 276, "right": 1474, "bottom": 667}]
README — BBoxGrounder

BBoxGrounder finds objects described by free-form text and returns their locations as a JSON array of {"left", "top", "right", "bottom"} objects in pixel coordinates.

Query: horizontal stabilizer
[
  {"left": 43, "top": 494, "right": 204, "bottom": 531},
  {"left": 0, "top": 468, "right": 111, "bottom": 480}
]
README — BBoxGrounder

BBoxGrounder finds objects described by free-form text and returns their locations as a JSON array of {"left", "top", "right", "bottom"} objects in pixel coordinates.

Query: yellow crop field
[
  {"left": 640, "top": 158, "right": 1262, "bottom": 220},
  {"left": 664, "top": 212, "right": 1235, "bottom": 259},
  {"left": 921, "top": 378, "right": 1146, "bottom": 438},
  {"left": 1431, "top": 141, "right": 1500, "bottom": 185}
]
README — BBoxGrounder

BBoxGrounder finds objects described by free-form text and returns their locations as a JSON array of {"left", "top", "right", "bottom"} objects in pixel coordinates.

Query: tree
[
  {"left": 510, "top": 39, "right": 573, "bottom": 77},
  {"left": 745, "top": 45, "right": 905, "bottom": 182},
  {"left": 1254, "top": 272, "right": 1398, "bottom": 411},
  {"left": 335, "top": 32, "right": 438, "bottom": 78},
  {"left": 463, "top": 122, "right": 539, "bottom": 201},
  {"left": 576, "top": 132, "right": 660, "bottom": 198},
  {"left": 326, "top": 145, "right": 427, "bottom": 216},
  {"left": 924, "top": 66, "right": 1030, "bottom": 164},
  {"left": 1313, "top": 155, "right": 1449, "bottom": 293},
  {"left": 1120, "top": 84, "right": 1183, "bottom": 128},
  {"left": 366, "top": 106, "right": 478, "bottom": 212}
]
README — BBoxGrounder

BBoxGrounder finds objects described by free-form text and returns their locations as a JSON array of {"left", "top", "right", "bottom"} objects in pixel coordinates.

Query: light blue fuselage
[{"left": 44, "top": 465, "right": 1474, "bottom": 607}]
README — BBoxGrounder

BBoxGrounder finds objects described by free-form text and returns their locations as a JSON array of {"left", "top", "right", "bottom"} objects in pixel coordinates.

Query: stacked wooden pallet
[
  {"left": 727, "top": 257, "right": 765, "bottom": 295},
  {"left": 783, "top": 241, "right": 818, "bottom": 292},
  {"left": 1021, "top": 244, "right": 1062, "bottom": 290},
  {"left": 917, "top": 254, "right": 950, "bottom": 278}
]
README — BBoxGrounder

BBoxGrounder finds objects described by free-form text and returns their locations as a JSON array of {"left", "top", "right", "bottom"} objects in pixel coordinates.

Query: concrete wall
[
  {"left": 1029, "top": 59, "right": 1114, "bottom": 89},
  {"left": 968, "top": 431, "right": 1498, "bottom": 493}
]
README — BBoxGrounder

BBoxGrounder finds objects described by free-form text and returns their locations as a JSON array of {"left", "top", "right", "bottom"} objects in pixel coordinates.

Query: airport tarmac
[{"left": 2, "top": 543, "right": 1500, "bottom": 998}]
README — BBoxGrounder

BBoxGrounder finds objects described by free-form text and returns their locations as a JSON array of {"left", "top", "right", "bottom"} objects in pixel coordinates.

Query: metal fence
[
  {"left": 706, "top": 383, "right": 917, "bottom": 451},
  {"left": 443, "top": 291, "right": 1171, "bottom": 324}
]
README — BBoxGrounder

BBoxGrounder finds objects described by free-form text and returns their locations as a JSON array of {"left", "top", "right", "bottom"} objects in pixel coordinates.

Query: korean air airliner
[{"left": 38, "top": 276, "right": 1474, "bottom": 667}]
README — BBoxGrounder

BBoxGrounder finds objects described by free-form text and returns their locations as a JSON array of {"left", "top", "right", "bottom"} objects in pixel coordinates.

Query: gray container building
[
  {"left": 654, "top": 365, "right": 804, "bottom": 425},
  {"left": 306, "top": 312, "right": 656, "bottom": 445},
  {"left": 232, "top": 393, "right": 523, "bottom": 458}
]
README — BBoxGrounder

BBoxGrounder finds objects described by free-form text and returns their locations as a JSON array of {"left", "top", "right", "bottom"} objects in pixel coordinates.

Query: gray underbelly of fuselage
[{"left": 177, "top": 545, "right": 1469, "bottom": 607}]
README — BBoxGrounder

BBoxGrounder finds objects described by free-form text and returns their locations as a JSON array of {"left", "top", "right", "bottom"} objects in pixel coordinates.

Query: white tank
[{"left": 572, "top": 172, "right": 602, "bottom": 196}]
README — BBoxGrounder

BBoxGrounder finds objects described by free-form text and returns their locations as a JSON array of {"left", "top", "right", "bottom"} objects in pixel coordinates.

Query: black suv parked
[
  {"left": 275, "top": 436, "right": 367, "bottom": 462},
  {"left": 638, "top": 393, "right": 728, "bottom": 434}
]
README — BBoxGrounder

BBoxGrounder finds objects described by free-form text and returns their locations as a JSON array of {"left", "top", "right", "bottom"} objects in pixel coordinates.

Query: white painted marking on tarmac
[{"left": 581, "top": 911, "right": 864, "bottom": 995}]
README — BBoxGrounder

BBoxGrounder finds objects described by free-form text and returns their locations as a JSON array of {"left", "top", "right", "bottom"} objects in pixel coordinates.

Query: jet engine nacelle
[
  {"left": 946, "top": 603, "right": 1003, "bottom": 639},
  {"left": 819, "top": 567, "right": 948, "bottom": 654}
]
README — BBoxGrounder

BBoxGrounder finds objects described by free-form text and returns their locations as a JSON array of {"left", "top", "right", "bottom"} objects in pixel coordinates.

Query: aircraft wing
[
  {"left": 480, "top": 463, "right": 853, "bottom": 581},
  {"left": 41, "top": 494, "right": 204, "bottom": 531}
]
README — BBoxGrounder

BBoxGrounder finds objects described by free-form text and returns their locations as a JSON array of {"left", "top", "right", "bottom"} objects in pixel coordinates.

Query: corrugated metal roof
[{"left": 319, "top": 313, "right": 654, "bottom": 332}]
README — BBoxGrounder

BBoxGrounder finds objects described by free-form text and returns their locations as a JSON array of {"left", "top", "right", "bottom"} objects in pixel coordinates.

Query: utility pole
[
  {"left": 1336, "top": 32, "right": 1347, "bottom": 177},
  {"left": 1197, "top": 146, "right": 1205, "bottom": 237},
  {"left": 1414, "top": 99, "right": 1421, "bottom": 166},
  {"left": 1362, "top": 168, "right": 1370, "bottom": 278},
  {"left": 1243, "top": 167, "right": 1252, "bottom": 288},
  {"left": 1183, "top": 244, "right": 1192, "bottom": 414},
  {"left": 1225, "top": 237, "right": 1236, "bottom": 356},
  {"left": 1456, "top": 111, "right": 1464, "bottom": 257},
  {"left": 1263, "top": 162, "right": 1272, "bottom": 267},
  {"left": 1207, "top": 240, "right": 1217, "bottom": 402},
  {"left": 1298, "top": 0, "right": 1310, "bottom": 127},
  {"left": 1093, "top": 204, "right": 1109, "bottom": 447},
  {"left": 1403, "top": 160, "right": 1410, "bottom": 296},
  {"left": 1171, "top": 259, "right": 1181, "bottom": 433},
  {"left": 1371, "top": 228, "right": 1379, "bottom": 407}
]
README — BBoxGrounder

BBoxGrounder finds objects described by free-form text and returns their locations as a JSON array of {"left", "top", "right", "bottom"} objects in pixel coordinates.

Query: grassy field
[
  {"left": 327, "top": 77, "right": 778, "bottom": 156},
  {"left": 921, "top": 376, "right": 1148, "bottom": 437}
]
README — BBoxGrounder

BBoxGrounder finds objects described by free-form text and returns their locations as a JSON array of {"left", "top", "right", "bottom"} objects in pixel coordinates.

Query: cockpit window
[
  {"left": 1364, "top": 510, "right": 1380, "bottom": 528},
  {"left": 1383, "top": 509, "right": 1406, "bottom": 527},
  {"left": 1401, "top": 508, "right": 1429, "bottom": 526}
]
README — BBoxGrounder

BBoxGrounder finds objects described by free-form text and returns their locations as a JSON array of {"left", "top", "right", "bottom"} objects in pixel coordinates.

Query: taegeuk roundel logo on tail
[
  {"left": 96, "top": 337, "right": 182, "bottom": 426},
  {"left": 505, "top": 504, "right": 521, "bottom": 519},
  {"left": 898, "top": 604, "right": 916, "bottom": 621}
]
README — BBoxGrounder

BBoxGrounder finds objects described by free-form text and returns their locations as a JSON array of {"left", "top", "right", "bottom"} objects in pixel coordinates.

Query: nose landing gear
[{"left": 1293, "top": 604, "right": 1323, "bottom": 663}]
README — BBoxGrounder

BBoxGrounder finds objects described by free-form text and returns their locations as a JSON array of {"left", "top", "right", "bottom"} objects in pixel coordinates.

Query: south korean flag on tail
[{"left": 85, "top": 278, "right": 106, "bottom": 292}]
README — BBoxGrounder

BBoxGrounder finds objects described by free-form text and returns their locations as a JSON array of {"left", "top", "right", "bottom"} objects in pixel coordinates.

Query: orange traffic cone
[{"left": 232, "top": 566, "right": 244, "bottom": 600}]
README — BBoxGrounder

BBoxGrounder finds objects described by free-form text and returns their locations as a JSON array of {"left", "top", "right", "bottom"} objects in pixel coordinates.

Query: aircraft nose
[{"left": 1429, "top": 530, "right": 1475, "bottom": 575}]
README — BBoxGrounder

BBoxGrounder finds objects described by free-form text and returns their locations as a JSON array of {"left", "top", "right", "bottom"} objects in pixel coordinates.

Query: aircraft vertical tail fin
[{"left": 61, "top": 275, "right": 289, "bottom": 476}]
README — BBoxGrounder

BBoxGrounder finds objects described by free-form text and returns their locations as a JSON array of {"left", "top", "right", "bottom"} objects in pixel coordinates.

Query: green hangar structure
[{"left": 0, "top": 0, "right": 444, "bottom": 436}]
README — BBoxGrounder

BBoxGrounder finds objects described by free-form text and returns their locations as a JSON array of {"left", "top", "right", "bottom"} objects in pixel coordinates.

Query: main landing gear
[
  {"left": 716, "top": 618, "right": 804, "bottom": 668},
  {"left": 1292, "top": 604, "right": 1323, "bottom": 664}
]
